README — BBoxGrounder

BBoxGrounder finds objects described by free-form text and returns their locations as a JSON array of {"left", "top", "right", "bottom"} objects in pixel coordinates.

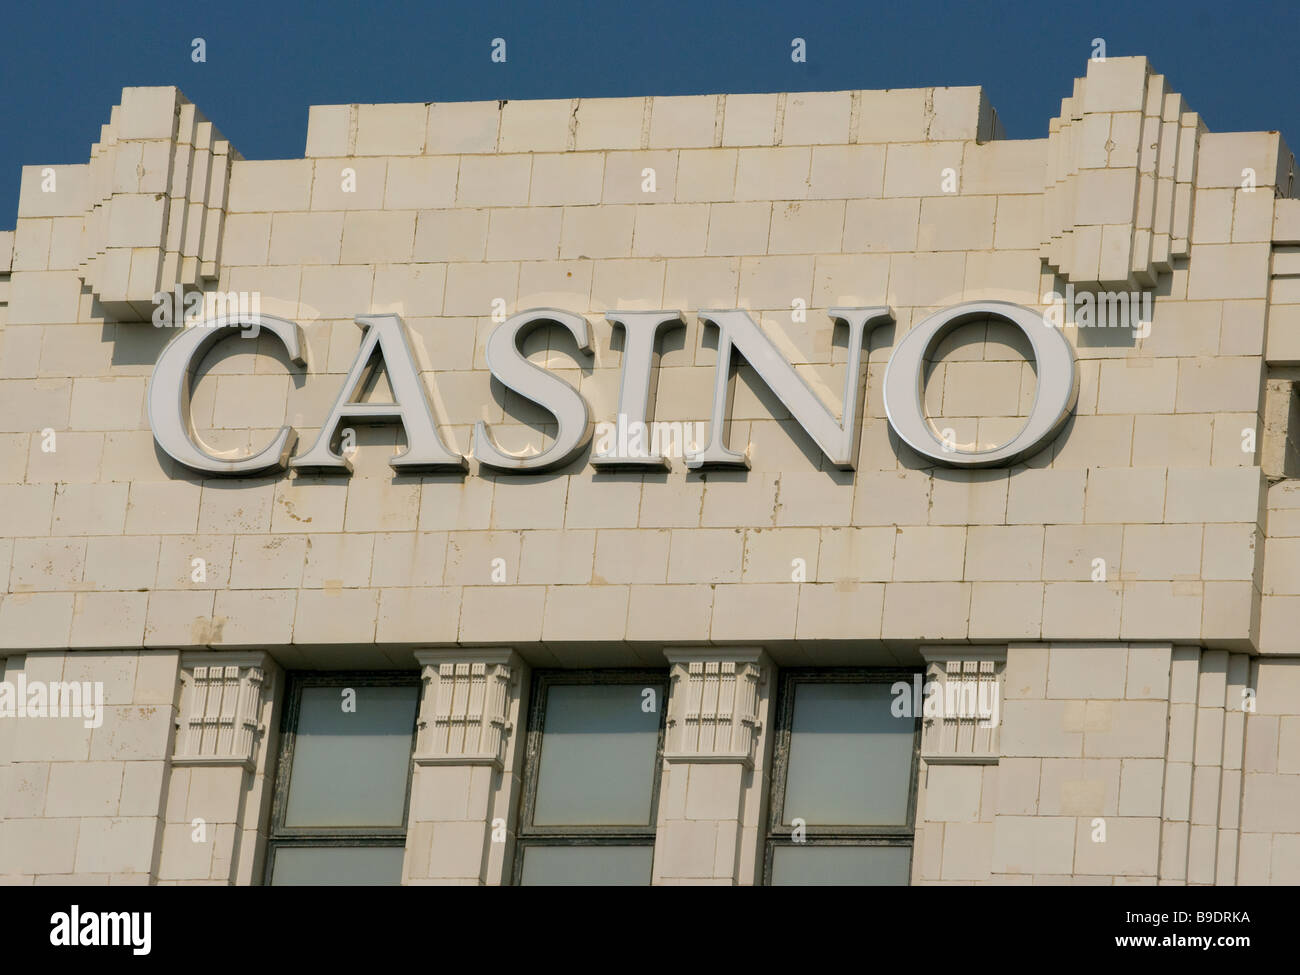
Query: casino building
[{"left": 2, "top": 55, "right": 1299, "bottom": 885}]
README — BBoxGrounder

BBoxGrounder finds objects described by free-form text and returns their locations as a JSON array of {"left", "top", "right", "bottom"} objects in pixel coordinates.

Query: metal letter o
[{"left": 882, "top": 300, "right": 1078, "bottom": 467}]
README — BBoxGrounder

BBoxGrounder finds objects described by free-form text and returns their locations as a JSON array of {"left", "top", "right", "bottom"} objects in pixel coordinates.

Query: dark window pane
[
  {"left": 519, "top": 845, "right": 654, "bottom": 885},
  {"left": 532, "top": 683, "right": 661, "bottom": 826},
  {"left": 284, "top": 684, "right": 418, "bottom": 828},
  {"left": 270, "top": 845, "right": 405, "bottom": 885},
  {"left": 782, "top": 682, "right": 913, "bottom": 826},
  {"left": 770, "top": 845, "right": 912, "bottom": 885}
]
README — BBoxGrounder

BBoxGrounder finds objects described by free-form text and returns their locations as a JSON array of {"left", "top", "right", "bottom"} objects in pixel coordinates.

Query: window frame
[
  {"left": 762, "top": 667, "right": 923, "bottom": 885},
  {"left": 511, "top": 668, "right": 669, "bottom": 885},
  {"left": 263, "top": 670, "right": 421, "bottom": 885}
]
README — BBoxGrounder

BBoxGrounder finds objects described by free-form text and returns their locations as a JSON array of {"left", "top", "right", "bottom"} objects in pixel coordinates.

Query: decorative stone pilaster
[
  {"left": 1160, "top": 647, "right": 1253, "bottom": 885},
  {"left": 79, "top": 87, "right": 239, "bottom": 320},
  {"left": 1040, "top": 57, "right": 1204, "bottom": 289},
  {"left": 912, "top": 647, "right": 1005, "bottom": 886},
  {"left": 664, "top": 655, "right": 765, "bottom": 766},
  {"left": 415, "top": 653, "right": 517, "bottom": 769},
  {"left": 158, "top": 651, "right": 281, "bottom": 885},
  {"left": 173, "top": 654, "right": 270, "bottom": 771},
  {"left": 405, "top": 649, "right": 527, "bottom": 885},
  {"left": 654, "top": 648, "right": 773, "bottom": 885},
  {"left": 918, "top": 649, "right": 1005, "bottom": 765},
  {"left": 0, "top": 654, "right": 27, "bottom": 882}
]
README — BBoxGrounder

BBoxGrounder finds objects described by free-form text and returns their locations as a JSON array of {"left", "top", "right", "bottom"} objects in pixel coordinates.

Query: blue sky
[{"left": 2, "top": 0, "right": 1296, "bottom": 223}]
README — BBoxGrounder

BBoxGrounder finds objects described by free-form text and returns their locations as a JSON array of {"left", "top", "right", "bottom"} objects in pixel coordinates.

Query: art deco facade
[{"left": 1, "top": 55, "right": 1298, "bottom": 884}]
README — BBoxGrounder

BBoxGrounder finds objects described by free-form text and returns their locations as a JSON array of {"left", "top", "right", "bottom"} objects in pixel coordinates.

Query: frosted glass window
[
  {"left": 283, "top": 684, "right": 419, "bottom": 828},
  {"left": 770, "top": 845, "right": 911, "bottom": 886},
  {"left": 512, "top": 672, "right": 667, "bottom": 886},
  {"left": 763, "top": 673, "right": 921, "bottom": 886},
  {"left": 781, "top": 682, "right": 914, "bottom": 826},
  {"left": 519, "top": 846, "right": 654, "bottom": 885},
  {"left": 532, "top": 683, "right": 661, "bottom": 826},
  {"left": 270, "top": 845, "right": 405, "bottom": 886}
]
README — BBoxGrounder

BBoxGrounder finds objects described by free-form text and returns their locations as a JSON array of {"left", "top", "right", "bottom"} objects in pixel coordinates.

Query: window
[
  {"left": 264, "top": 672, "right": 420, "bottom": 885},
  {"left": 513, "top": 670, "right": 668, "bottom": 885},
  {"left": 764, "top": 669, "right": 921, "bottom": 885}
]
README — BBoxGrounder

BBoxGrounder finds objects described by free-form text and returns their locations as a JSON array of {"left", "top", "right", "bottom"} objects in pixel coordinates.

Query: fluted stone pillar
[
  {"left": 403, "top": 648, "right": 528, "bottom": 885},
  {"left": 653, "top": 648, "right": 774, "bottom": 885}
]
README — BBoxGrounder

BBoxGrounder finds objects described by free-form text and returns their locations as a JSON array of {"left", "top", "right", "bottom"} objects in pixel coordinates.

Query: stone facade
[{"left": 1, "top": 54, "right": 1299, "bottom": 884}]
